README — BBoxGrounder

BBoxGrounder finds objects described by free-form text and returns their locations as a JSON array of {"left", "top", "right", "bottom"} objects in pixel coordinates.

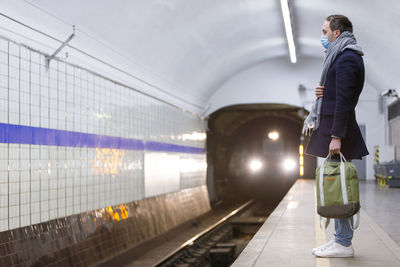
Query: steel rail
[{"left": 153, "top": 199, "right": 254, "bottom": 266}]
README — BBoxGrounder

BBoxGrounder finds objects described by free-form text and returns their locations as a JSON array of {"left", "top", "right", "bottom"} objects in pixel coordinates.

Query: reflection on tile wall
[
  {"left": 0, "top": 37, "right": 207, "bottom": 232},
  {"left": 0, "top": 185, "right": 211, "bottom": 266}
]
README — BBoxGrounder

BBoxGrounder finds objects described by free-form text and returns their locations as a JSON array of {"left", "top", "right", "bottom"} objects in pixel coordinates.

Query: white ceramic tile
[
  {"left": 31, "top": 148, "right": 40, "bottom": 159},
  {"left": 40, "top": 210, "right": 49, "bottom": 222},
  {"left": 0, "top": 195, "right": 8, "bottom": 208},
  {"left": 0, "top": 111, "right": 8, "bottom": 123},
  {"left": 8, "top": 150, "right": 20, "bottom": 165},
  {"left": 40, "top": 190, "right": 48, "bottom": 201},
  {"left": 31, "top": 213, "right": 40, "bottom": 224},
  {"left": 0, "top": 219, "right": 8, "bottom": 231},
  {"left": 31, "top": 191, "right": 39, "bottom": 203},
  {"left": 49, "top": 209, "right": 57, "bottom": 220},
  {"left": 50, "top": 119, "right": 57, "bottom": 129},
  {"left": 17, "top": 103, "right": 30, "bottom": 118},
  {"left": 58, "top": 178, "right": 65, "bottom": 188},
  {"left": 0, "top": 182, "right": 8, "bottom": 195},
  {"left": 20, "top": 160, "right": 30, "bottom": 171},
  {"left": 49, "top": 190, "right": 57, "bottom": 200},
  {"left": 58, "top": 194, "right": 65, "bottom": 206},
  {"left": 9, "top": 190, "right": 19, "bottom": 205},
  {"left": 9, "top": 160, "right": 19, "bottom": 171},
  {"left": 65, "top": 206, "right": 73, "bottom": 216},
  {"left": 31, "top": 170, "right": 40, "bottom": 181},
  {"left": 20, "top": 215, "right": 30, "bottom": 227},
  {"left": 0, "top": 90, "right": 8, "bottom": 101},
  {"left": 9, "top": 182, "right": 19, "bottom": 194},
  {"left": 20, "top": 181, "right": 29, "bottom": 194},
  {"left": 40, "top": 117, "right": 49, "bottom": 128},
  {"left": 0, "top": 160, "right": 7, "bottom": 172},
  {"left": 30, "top": 116, "right": 40, "bottom": 127},
  {"left": 0, "top": 38, "right": 207, "bottom": 231},
  {"left": 58, "top": 208, "right": 65, "bottom": 217},
  {"left": 20, "top": 203, "right": 29, "bottom": 215},
  {"left": 49, "top": 179, "right": 57, "bottom": 190},
  {"left": 20, "top": 147, "right": 30, "bottom": 159},
  {"left": 0, "top": 207, "right": 7, "bottom": 220},
  {"left": 9, "top": 90, "right": 19, "bottom": 103},
  {"left": 9, "top": 205, "right": 19, "bottom": 218}
]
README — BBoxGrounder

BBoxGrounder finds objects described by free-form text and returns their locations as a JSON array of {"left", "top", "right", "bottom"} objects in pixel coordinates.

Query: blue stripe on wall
[{"left": 0, "top": 123, "right": 205, "bottom": 154}]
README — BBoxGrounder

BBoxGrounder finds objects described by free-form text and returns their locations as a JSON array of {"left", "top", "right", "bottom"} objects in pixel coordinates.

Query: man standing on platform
[{"left": 304, "top": 14, "right": 369, "bottom": 257}]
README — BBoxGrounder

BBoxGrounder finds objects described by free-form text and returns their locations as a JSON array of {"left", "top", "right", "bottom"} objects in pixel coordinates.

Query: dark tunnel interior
[
  {"left": 207, "top": 104, "right": 316, "bottom": 207},
  {"left": 227, "top": 116, "right": 300, "bottom": 201}
]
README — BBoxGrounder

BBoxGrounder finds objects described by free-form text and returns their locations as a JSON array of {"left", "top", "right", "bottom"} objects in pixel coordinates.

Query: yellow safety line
[{"left": 314, "top": 186, "right": 331, "bottom": 267}]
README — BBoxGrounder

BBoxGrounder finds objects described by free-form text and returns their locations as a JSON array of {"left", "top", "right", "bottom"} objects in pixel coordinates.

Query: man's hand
[
  {"left": 316, "top": 86, "right": 325, "bottom": 98},
  {"left": 329, "top": 137, "right": 341, "bottom": 155}
]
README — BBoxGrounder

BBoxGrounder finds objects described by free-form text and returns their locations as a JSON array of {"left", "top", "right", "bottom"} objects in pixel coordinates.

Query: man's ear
[{"left": 335, "top": 30, "right": 341, "bottom": 38}]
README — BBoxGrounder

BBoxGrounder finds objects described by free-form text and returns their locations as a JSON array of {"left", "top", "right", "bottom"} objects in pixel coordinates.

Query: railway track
[{"left": 154, "top": 200, "right": 267, "bottom": 267}]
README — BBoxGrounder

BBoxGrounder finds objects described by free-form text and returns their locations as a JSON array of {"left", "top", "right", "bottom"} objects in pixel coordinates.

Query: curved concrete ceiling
[{"left": 1, "top": 0, "right": 398, "bottom": 113}]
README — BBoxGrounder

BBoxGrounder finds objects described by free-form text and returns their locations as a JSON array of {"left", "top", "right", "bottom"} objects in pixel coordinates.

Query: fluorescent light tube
[{"left": 280, "top": 0, "right": 297, "bottom": 63}]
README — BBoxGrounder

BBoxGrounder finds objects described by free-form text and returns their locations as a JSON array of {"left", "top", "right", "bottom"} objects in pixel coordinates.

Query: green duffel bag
[{"left": 316, "top": 153, "right": 360, "bottom": 229}]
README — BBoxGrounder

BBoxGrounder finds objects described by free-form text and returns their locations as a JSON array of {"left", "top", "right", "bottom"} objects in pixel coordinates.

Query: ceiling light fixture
[{"left": 280, "top": 0, "right": 297, "bottom": 63}]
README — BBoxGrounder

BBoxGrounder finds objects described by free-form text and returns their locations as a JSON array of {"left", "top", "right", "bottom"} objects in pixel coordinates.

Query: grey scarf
[{"left": 302, "top": 31, "right": 364, "bottom": 135}]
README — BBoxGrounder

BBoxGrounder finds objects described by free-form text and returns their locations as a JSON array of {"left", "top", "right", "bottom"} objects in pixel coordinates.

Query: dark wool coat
[{"left": 306, "top": 49, "right": 369, "bottom": 160}]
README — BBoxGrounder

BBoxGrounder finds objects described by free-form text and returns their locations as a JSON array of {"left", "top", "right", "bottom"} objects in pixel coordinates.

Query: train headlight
[
  {"left": 282, "top": 158, "right": 296, "bottom": 172},
  {"left": 249, "top": 159, "right": 263, "bottom": 172},
  {"left": 267, "top": 131, "right": 279, "bottom": 141}
]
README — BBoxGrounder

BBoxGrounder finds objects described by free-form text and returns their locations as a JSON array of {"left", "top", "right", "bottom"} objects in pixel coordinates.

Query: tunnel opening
[
  {"left": 207, "top": 103, "right": 317, "bottom": 207},
  {"left": 227, "top": 115, "right": 300, "bottom": 202}
]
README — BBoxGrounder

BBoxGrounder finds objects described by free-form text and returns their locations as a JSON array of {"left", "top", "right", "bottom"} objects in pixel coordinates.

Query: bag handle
[
  {"left": 339, "top": 152, "right": 347, "bottom": 162},
  {"left": 319, "top": 152, "right": 348, "bottom": 207},
  {"left": 322, "top": 152, "right": 347, "bottom": 163}
]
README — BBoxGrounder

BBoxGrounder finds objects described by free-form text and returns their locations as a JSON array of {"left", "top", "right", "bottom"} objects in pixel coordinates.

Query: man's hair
[{"left": 326, "top": 14, "right": 353, "bottom": 33}]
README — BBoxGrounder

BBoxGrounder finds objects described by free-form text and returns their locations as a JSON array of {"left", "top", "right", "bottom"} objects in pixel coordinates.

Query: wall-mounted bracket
[{"left": 45, "top": 25, "right": 75, "bottom": 70}]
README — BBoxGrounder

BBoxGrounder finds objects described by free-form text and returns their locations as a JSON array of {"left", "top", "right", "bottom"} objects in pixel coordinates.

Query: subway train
[
  {"left": 222, "top": 115, "right": 304, "bottom": 202},
  {"left": 228, "top": 129, "right": 299, "bottom": 180}
]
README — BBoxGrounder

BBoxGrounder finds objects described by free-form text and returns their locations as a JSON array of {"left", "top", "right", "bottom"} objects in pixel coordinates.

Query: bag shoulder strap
[
  {"left": 340, "top": 160, "right": 349, "bottom": 205},
  {"left": 319, "top": 162, "right": 325, "bottom": 206},
  {"left": 348, "top": 211, "right": 360, "bottom": 230},
  {"left": 320, "top": 216, "right": 330, "bottom": 230}
]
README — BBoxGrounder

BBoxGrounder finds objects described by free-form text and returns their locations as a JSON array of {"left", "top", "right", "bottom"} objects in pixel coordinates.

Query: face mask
[{"left": 320, "top": 35, "right": 331, "bottom": 49}]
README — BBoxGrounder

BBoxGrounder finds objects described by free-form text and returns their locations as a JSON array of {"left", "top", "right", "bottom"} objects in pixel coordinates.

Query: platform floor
[
  {"left": 359, "top": 180, "right": 400, "bottom": 246},
  {"left": 233, "top": 179, "right": 400, "bottom": 267}
]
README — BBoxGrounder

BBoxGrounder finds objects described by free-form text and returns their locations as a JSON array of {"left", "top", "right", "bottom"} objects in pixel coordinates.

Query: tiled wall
[
  {"left": 0, "top": 36, "right": 207, "bottom": 234},
  {"left": 0, "top": 185, "right": 211, "bottom": 266}
]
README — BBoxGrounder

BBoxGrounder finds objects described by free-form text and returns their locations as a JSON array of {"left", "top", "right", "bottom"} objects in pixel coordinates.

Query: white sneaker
[
  {"left": 311, "top": 240, "right": 335, "bottom": 254},
  {"left": 314, "top": 242, "right": 354, "bottom": 258}
]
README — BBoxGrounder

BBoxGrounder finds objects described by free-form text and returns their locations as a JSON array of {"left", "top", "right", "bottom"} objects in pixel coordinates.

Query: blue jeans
[{"left": 334, "top": 217, "right": 354, "bottom": 247}]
